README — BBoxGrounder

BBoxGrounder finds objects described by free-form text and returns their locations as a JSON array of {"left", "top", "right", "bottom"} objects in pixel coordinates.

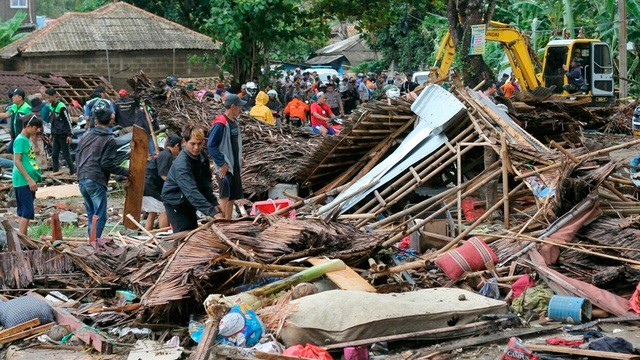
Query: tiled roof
[{"left": 0, "top": 2, "right": 217, "bottom": 59}]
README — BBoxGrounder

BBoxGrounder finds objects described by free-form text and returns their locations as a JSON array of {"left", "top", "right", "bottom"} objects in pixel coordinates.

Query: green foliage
[
  {"left": 200, "top": 0, "right": 330, "bottom": 82},
  {"left": 36, "top": 0, "right": 109, "bottom": 17},
  {"left": 0, "top": 11, "right": 27, "bottom": 48},
  {"left": 351, "top": 60, "right": 387, "bottom": 74}
]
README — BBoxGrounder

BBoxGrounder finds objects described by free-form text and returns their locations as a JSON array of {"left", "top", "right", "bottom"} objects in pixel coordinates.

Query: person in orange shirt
[
  {"left": 500, "top": 78, "right": 516, "bottom": 99},
  {"left": 284, "top": 94, "right": 310, "bottom": 127}
]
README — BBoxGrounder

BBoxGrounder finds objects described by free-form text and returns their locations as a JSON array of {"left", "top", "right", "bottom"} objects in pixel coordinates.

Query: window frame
[{"left": 10, "top": 0, "right": 29, "bottom": 9}]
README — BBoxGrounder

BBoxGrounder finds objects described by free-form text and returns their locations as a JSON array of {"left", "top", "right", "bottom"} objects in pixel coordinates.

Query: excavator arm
[{"left": 431, "top": 21, "right": 545, "bottom": 93}]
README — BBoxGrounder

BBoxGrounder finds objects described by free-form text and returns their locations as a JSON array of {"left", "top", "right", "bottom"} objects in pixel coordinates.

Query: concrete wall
[{"left": 5, "top": 49, "right": 217, "bottom": 89}]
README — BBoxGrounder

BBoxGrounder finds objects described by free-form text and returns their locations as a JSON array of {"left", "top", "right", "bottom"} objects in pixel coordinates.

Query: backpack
[{"left": 89, "top": 98, "right": 109, "bottom": 128}]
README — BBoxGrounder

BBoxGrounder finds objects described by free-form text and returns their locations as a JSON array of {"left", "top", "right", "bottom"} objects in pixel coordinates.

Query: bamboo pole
[
  {"left": 501, "top": 133, "right": 510, "bottom": 229},
  {"left": 272, "top": 184, "right": 348, "bottom": 216},
  {"left": 126, "top": 214, "right": 167, "bottom": 252},
  {"left": 457, "top": 143, "right": 463, "bottom": 232},
  {"left": 516, "top": 138, "right": 640, "bottom": 180},
  {"left": 210, "top": 223, "right": 255, "bottom": 261},
  {"left": 223, "top": 259, "right": 307, "bottom": 272}
]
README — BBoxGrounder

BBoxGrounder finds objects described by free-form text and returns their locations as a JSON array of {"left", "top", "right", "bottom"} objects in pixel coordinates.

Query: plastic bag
[
  {"left": 501, "top": 337, "right": 538, "bottom": 360},
  {"left": 283, "top": 344, "right": 333, "bottom": 360},
  {"left": 216, "top": 304, "right": 265, "bottom": 347}
]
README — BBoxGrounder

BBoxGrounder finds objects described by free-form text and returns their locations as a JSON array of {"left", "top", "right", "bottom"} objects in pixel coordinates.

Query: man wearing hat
[
  {"left": 114, "top": 89, "right": 137, "bottom": 130},
  {"left": 208, "top": 94, "right": 245, "bottom": 219},
  {"left": 142, "top": 134, "right": 181, "bottom": 231},
  {"left": 0, "top": 88, "right": 31, "bottom": 153}
]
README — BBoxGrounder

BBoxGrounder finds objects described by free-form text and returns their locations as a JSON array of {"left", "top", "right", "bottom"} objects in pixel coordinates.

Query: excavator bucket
[{"left": 516, "top": 85, "right": 556, "bottom": 102}]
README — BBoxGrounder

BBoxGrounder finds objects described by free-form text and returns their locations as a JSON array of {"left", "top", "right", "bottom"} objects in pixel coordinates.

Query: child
[{"left": 13, "top": 114, "right": 43, "bottom": 235}]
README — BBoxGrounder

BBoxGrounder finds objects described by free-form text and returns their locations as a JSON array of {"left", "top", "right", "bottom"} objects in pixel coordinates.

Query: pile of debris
[{"left": 2, "top": 78, "right": 640, "bottom": 360}]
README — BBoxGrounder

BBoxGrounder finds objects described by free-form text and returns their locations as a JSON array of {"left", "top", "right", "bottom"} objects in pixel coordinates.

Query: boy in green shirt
[{"left": 13, "top": 115, "right": 43, "bottom": 235}]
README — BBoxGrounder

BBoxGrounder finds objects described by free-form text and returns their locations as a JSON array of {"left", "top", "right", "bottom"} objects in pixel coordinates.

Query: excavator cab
[{"left": 542, "top": 40, "right": 614, "bottom": 105}]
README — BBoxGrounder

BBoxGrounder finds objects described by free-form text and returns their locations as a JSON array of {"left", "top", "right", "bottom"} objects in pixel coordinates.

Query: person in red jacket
[{"left": 310, "top": 92, "right": 337, "bottom": 135}]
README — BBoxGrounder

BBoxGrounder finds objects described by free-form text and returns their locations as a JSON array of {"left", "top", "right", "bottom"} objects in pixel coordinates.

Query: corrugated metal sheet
[
  {"left": 306, "top": 54, "right": 344, "bottom": 65},
  {"left": 0, "top": 2, "right": 217, "bottom": 59}
]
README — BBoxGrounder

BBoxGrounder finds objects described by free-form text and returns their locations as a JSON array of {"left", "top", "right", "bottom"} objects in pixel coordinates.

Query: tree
[
  {"left": 200, "top": 0, "right": 329, "bottom": 82},
  {"left": 447, "top": 0, "right": 497, "bottom": 87},
  {"left": 0, "top": 11, "right": 27, "bottom": 48}
]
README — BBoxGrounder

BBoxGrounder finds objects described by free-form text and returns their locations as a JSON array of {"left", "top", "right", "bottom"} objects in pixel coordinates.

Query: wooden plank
[
  {"left": 2, "top": 219, "right": 20, "bottom": 252},
  {"left": 35, "top": 184, "right": 82, "bottom": 199},
  {"left": 26, "top": 292, "right": 112, "bottom": 354},
  {"left": 0, "top": 319, "right": 40, "bottom": 339},
  {"left": 308, "top": 258, "right": 376, "bottom": 292},
  {"left": 192, "top": 320, "right": 217, "bottom": 360},
  {"left": 527, "top": 344, "right": 640, "bottom": 359},
  {"left": 123, "top": 125, "right": 149, "bottom": 229},
  {"left": 0, "top": 322, "right": 54, "bottom": 345}
]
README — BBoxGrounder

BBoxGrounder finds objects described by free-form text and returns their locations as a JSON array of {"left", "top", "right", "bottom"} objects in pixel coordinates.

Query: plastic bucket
[{"left": 547, "top": 295, "right": 592, "bottom": 324}]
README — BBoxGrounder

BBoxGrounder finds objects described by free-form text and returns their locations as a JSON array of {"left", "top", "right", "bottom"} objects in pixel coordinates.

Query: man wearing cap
[
  {"left": 0, "top": 88, "right": 32, "bottom": 153},
  {"left": 43, "top": 88, "right": 75, "bottom": 175},
  {"left": 84, "top": 86, "right": 115, "bottom": 128},
  {"left": 208, "top": 94, "right": 245, "bottom": 220},
  {"left": 310, "top": 92, "right": 337, "bottom": 135},
  {"left": 142, "top": 135, "right": 181, "bottom": 231},
  {"left": 76, "top": 106, "right": 129, "bottom": 238},
  {"left": 114, "top": 89, "right": 137, "bottom": 130}
]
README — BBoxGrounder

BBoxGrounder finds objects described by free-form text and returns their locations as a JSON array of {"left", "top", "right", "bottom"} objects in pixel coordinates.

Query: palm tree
[{"left": 0, "top": 11, "right": 27, "bottom": 48}]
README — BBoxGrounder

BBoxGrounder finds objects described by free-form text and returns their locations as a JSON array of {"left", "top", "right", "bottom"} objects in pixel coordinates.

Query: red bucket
[{"left": 251, "top": 199, "right": 296, "bottom": 219}]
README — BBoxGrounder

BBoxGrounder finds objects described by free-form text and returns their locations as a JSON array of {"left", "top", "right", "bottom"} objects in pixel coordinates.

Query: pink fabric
[
  {"left": 529, "top": 249, "right": 633, "bottom": 317},
  {"left": 539, "top": 198, "right": 601, "bottom": 265},
  {"left": 631, "top": 281, "right": 640, "bottom": 314}
]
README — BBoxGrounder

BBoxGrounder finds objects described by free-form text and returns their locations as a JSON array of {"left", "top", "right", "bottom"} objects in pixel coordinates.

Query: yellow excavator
[{"left": 431, "top": 21, "right": 615, "bottom": 105}]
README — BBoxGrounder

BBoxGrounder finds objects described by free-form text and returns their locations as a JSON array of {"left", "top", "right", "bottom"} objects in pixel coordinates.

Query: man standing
[
  {"left": 401, "top": 74, "right": 418, "bottom": 94},
  {"left": 43, "top": 88, "right": 75, "bottom": 175},
  {"left": 114, "top": 89, "right": 137, "bottom": 130},
  {"left": 324, "top": 83, "right": 344, "bottom": 116},
  {"left": 342, "top": 80, "right": 359, "bottom": 115},
  {"left": 208, "top": 94, "right": 245, "bottom": 220},
  {"left": 162, "top": 126, "right": 220, "bottom": 231},
  {"left": 13, "top": 115, "right": 43, "bottom": 235},
  {"left": 142, "top": 135, "right": 181, "bottom": 231},
  {"left": 76, "top": 107, "right": 129, "bottom": 238},
  {"left": 0, "top": 88, "right": 31, "bottom": 153},
  {"left": 357, "top": 77, "right": 371, "bottom": 104}
]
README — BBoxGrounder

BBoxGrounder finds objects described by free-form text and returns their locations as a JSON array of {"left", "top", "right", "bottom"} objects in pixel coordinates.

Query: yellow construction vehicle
[{"left": 432, "top": 21, "right": 615, "bottom": 104}]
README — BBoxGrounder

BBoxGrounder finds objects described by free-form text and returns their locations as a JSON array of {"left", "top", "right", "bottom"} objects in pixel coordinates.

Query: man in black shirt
[
  {"left": 142, "top": 135, "right": 181, "bottom": 231},
  {"left": 342, "top": 80, "right": 359, "bottom": 115},
  {"left": 400, "top": 74, "right": 418, "bottom": 94},
  {"left": 161, "top": 126, "right": 220, "bottom": 232},
  {"left": 114, "top": 89, "right": 137, "bottom": 129}
]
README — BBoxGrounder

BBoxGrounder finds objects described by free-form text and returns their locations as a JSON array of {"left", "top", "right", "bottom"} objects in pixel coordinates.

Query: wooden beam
[
  {"left": 0, "top": 322, "right": 54, "bottom": 345},
  {"left": 526, "top": 344, "right": 640, "bottom": 359},
  {"left": 0, "top": 319, "right": 40, "bottom": 338},
  {"left": 123, "top": 125, "right": 149, "bottom": 229}
]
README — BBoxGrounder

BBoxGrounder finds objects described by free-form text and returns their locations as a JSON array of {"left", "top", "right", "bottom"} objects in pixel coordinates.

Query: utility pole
[{"left": 619, "top": 0, "right": 628, "bottom": 99}]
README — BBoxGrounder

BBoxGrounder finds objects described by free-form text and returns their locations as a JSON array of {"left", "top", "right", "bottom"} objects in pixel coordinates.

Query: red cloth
[
  {"left": 283, "top": 344, "right": 333, "bottom": 360},
  {"left": 631, "top": 281, "right": 640, "bottom": 314},
  {"left": 435, "top": 236, "right": 499, "bottom": 281},
  {"left": 546, "top": 337, "right": 584, "bottom": 347},
  {"left": 460, "top": 197, "right": 485, "bottom": 222},
  {"left": 511, "top": 274, "right": 535, "bottom": 298},
  {"left": 310, "top": 102, "right": 333, "bottom": 128}
]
